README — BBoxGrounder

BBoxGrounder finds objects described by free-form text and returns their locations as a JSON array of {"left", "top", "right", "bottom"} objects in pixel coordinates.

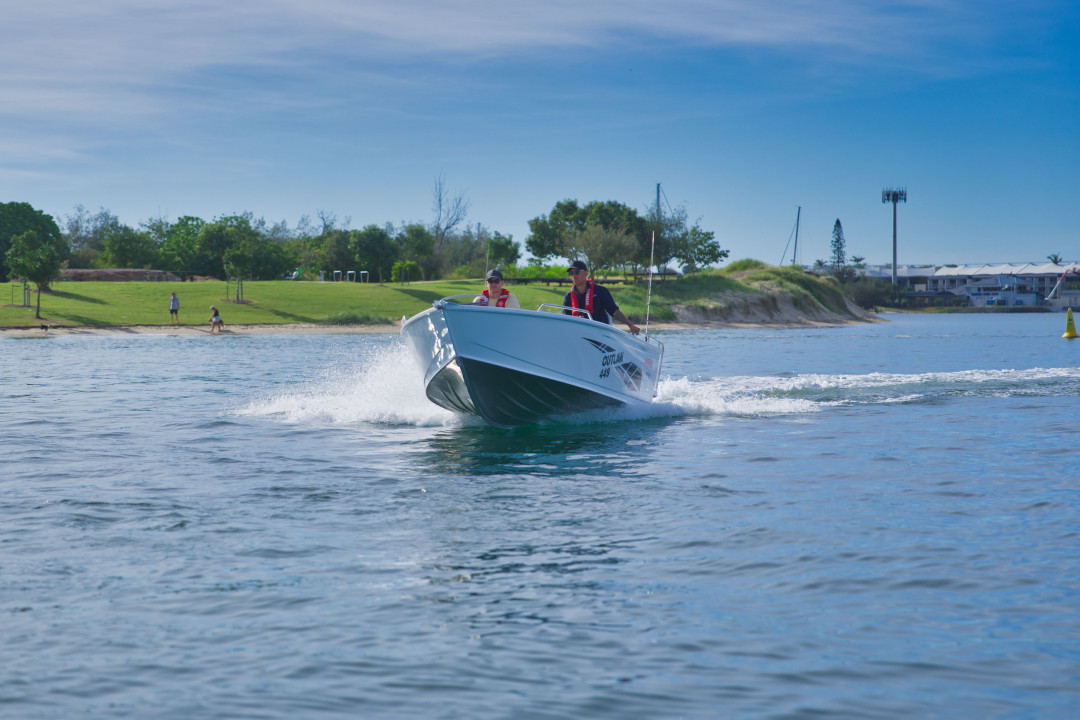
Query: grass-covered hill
[
  {"left": 613, "top": 260, "right": 872, "bottom": 325},
  {"left": 1, "top": 260, "right": 871, "bottom": 329}
]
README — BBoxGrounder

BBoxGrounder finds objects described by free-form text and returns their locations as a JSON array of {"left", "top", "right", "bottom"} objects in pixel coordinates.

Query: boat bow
[{"left": 401, "top": 297, "right": 663, "bottom": 427}]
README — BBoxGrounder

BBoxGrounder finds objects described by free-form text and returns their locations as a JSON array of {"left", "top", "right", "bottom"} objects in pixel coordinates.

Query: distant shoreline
[{"left": 0, "top": 316, "right": 875, "bottom": 338}]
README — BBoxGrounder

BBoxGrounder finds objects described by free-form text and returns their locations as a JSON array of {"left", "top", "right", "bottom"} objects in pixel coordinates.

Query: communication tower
[{"left": 882, "top": 187, "right": 907, "bottom": 285}]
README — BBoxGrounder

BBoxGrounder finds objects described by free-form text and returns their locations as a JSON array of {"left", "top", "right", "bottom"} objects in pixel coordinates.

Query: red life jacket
[
  {"left": 482, "top": 288, "right": 510, "bottom": 307},
  {"left": 569, "top": 281, "right": 594, "bottom": 318}
]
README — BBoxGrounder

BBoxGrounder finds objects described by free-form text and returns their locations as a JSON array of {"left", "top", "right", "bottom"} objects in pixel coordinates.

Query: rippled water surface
[{"left": 3, "top": 313, "right": 1079, "bottom": 718}]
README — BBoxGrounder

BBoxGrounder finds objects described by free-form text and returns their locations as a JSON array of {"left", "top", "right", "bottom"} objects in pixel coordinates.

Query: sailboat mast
[{"left": 791, "top": 206, "right": 801, "bottom": 265}]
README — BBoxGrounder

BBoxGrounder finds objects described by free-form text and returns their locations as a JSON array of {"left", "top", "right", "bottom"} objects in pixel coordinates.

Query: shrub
[
  {"left": 721, "top": 258, "right": 768, "bottom": 274},
  {"left": 845, "top": 278, "right": 892, "bottom": 309},
  {"left": 320, "top": 311, "right": 393, "bottom": 325}
]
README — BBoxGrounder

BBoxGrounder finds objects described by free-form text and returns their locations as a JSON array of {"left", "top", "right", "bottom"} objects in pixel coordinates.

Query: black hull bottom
[{"left": 426, "top": 357, "right": 621, "bottom": 427}]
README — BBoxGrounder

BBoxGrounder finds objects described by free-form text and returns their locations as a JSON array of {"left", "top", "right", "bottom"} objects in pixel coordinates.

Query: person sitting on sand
[{"left": 208, "top": 305, "right": 224, "bottom": 333}]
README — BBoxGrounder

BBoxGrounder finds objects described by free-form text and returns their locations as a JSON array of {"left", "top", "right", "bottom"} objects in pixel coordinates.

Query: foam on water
[
  {"left": 235, "top": 341, "right": 466, "bottom": 427},
  {"left": 236, "top": 339, "right": 1080, "bottom": 428},
  {"left": 648, "top": 365, "right": 1080, "bottom": 420}
]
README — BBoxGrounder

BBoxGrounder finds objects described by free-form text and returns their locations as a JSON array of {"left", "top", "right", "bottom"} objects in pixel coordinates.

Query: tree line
[
  {"left": 51, "top": 204, "right": 519, "bottom": 287},
  {"left": 3, "top": 181, "right": 729, "bottom": 313}
]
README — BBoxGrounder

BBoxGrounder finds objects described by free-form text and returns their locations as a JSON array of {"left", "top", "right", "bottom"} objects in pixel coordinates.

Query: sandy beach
[
  {"left": 0, "top": 315, "right": 874, "bottom": 339},
  {"left": 0, "top": 322, "right": 402, "bottom": 338}
]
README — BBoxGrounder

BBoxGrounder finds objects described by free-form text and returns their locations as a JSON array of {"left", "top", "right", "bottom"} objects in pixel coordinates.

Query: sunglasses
[{"left": 487, "top": 278, "right": 502, "bottom": 283}]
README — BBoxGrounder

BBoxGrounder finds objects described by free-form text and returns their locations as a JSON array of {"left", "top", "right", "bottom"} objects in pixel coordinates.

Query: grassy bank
[
  {"left": 1, "top": 279, "right": 578, "bottom": 328},
  {"left": 609, "top": 263, "right": 855, "bottom": 322},
  {"left": 1, "top": 263, "right": 861, "bottom": 329}
]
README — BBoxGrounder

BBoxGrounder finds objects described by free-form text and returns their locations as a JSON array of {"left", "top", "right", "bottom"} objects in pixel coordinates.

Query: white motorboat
[{"left": 401, "top": 295, "right": 664, "bottom": 427}]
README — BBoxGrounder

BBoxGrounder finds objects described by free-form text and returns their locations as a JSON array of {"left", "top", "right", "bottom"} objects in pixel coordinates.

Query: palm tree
[{"left": 1048, "top": 253, "right": 1063, "bottom": 265}]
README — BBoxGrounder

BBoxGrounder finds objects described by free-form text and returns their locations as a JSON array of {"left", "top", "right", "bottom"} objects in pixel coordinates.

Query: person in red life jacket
[
  {"left": 563, "top": 260, "right": 640, "bottom": 335},
  {"left": 473, "top": 268, "right": 520, "bottom": 308}
]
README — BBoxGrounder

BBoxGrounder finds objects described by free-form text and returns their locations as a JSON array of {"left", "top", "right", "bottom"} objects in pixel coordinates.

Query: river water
[{"left": 3, "top": 313, "right": 1079, "bottom": 719}]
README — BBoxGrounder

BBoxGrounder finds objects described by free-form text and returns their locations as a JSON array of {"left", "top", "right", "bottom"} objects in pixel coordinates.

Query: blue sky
[{"left": 3, "top": 1, "right": 1077, "bottom": 266}]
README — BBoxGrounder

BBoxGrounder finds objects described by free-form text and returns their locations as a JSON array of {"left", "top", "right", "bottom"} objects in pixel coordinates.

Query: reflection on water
[{"left": 413, "top": 418, "right": 674, "bottom": 477}]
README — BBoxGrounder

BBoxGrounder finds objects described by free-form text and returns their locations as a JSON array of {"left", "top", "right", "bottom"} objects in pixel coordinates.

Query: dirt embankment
[{"left": 671, "top": 290, "right": 878, "bottom": 327}]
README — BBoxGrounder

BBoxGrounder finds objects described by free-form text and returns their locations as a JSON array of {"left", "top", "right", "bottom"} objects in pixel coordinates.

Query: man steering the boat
[
  {"left": 473, "top": 268, "right": 520, "bottom": 308},
  {"left": 563, "top": 260, "right": 640, "bottom": 335}
]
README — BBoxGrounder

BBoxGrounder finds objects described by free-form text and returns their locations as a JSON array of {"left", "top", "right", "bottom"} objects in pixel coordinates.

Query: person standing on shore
[
  {"left": 563, "top": 260, "right": 640, "bottom": 334},
  {"left": 169, "top": 292, "right": 180, "bottom": 325}
]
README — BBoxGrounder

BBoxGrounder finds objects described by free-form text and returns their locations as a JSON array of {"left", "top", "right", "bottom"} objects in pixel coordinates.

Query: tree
[
  {"left": 643, "top": 199, "right": 682, "bottom": 272},
  {"left": 154, "top": 216, "right": 215, "bottom": 275},
  {"left": 0, "top": 202, "right": 66, "bottom": 284},
  {"left": 430, "top": 174, "right": 470, "bottom": 252},
  {"left": 211, "top": 217, "right": 293, "bottom": 290},
  {"left": 61, "top": 205, "right": 120, "bottom": 268},
  {"left": 222, "top": 244, "right": 253, "bottom": 300},
  {"left": 286, "top": 234, "right": 326, "bottom": 278},
  {"left": 487, "top": 231, "right": 520, "bottom": 268},
  {"left": 526, "top": 199, "right": 583, "bottom": 261},
  {"left": 322, "top": 229, "right": 355, "bottom": 274},
  {"left": 1048, "top": 253, "right": 1063, "bottom": 265},
  {"left": 101, "top": 223, "right": 157, "bottom": 268},
  {"left": 352, "top": 224, "right": 399, "bottom": 284},
  {"left": 831, "top": 219, "right": 846, "bottom": 271},
  {"left": 392, "top": 260, "right": 421, "bottom": 283},
  {"left": 6, "top": 230, "right": 62, "bottom": 319},
  {"left": 673, "top": 225, "right": 728, "bottom": 273},
  {"left": 526, "top": 199, "right": 646, "bottom": 270},
  {"left": 316, "top": 210, "right": 341, "bottom": 235},
  {"left": 565, "top": 221, "right": 637, "bottom": 278},
  {"left": 846, "top": 277, "right": 892, "bottom": 310},
  {"left": 197, "top": 215, "right": 259, "bottom": 280},
  {"left": 439, "top": 226, "right": 486, "bottom": 275},
  {"left": 247, "top": 237, "right": 290, "bottom": 281},
  {"left": 398, "top": 223, "right": 435, "bottom": 266}
]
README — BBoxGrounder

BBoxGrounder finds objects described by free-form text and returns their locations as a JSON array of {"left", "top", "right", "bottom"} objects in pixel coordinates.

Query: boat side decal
[
  {"left": 583, "top": 338, "right": 643, "bottom": 391},
  {"left": 614, "top": 363, "right": 643, "bottom": 390}
]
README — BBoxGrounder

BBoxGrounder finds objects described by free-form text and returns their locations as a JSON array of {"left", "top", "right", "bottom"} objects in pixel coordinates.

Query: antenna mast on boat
[
  {"left": 645, "top": 231, "right": 656, "bottom": 339},
  {"left": 646, "top": 182, "right": 662, "bottom": 339}
]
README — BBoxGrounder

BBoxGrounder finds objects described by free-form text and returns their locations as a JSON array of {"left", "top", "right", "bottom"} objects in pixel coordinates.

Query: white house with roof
[
  {"left": 833, "top": 262, "right": 1080, "bottom": 308},
  {"left": 927, "top": 262, "right": 1080, "bottom": 308},
  {"left": 856, "top": 265, "right": 935, "bottom": 291}
]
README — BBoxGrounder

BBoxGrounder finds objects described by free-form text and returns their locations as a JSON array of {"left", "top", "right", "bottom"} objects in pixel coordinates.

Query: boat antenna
[{"left": 645, "top": 231, "right": 656, "bottom": 339}]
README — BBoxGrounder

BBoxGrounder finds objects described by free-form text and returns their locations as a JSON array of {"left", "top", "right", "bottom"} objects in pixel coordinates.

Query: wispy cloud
[
  {"left": 0, "top": 1, "right": 1061, "bottom": 173},
  {"left": 3, "top": 0, "right": 1049, "bottom": 104}
]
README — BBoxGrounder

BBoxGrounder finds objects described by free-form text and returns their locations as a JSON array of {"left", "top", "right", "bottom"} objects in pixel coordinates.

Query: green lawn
[
  {"left": 0, "top": 279, "right": 587, "bottom": 328},
  {"left": 1, "top": 264, "right": 859, "bottom": 329}
]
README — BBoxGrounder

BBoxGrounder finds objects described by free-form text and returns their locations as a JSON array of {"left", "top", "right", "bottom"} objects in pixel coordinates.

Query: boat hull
[{"left": 401, "top": 302, "right": 663, "bottom": 427}]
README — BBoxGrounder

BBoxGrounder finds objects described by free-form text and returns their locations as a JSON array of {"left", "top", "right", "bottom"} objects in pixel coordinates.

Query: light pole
[{"left": 882, "top": 187, "right": 906, "bottom": 285}]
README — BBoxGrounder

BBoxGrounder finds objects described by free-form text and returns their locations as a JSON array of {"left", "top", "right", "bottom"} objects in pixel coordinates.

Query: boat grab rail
[
  {"left": 536, "top": 303, "right": 592, "bottom": 321},
  {"left": 537, "top": 303, "right": 664, "bottom": 349},
  {"left": 432, "top": 297, "right": 661, "bottom": 348},
  {"left": 433, "top": 295, "right": 486, "bottom": 309}
]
